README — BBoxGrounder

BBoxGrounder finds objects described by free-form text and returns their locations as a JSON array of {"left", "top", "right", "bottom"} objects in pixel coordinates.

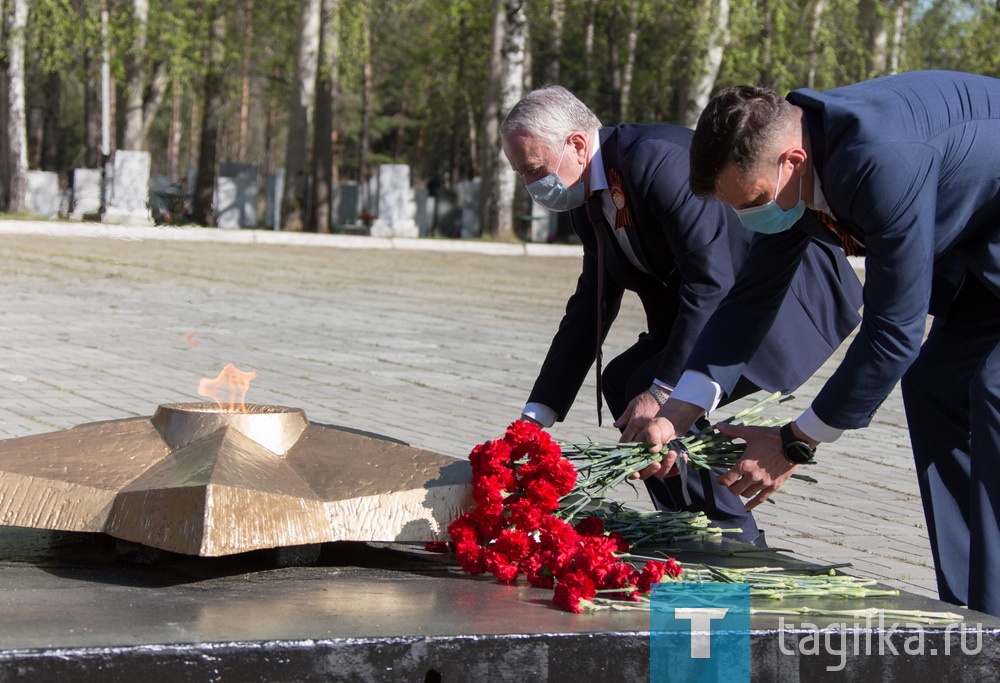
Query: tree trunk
[
  {"left": 0, "top": 0, "right": 8, "bottom": 207},
  {"left": 859, "top": 0, "right": 888, "bottom": 78},
  {"left": 282, "top": 0, "right": 322, "bottom": 232},
  {"left": 5, "top": 0, "right": 28, "bottom": 213},
  {"left": 359, "top": 10, "right": 373, "bottom": 218},
  {"left": 759, "top": 0, "right": 774, "bottom": 88},
  {"left": 84, "top": 46, "right": 101, "bottom": 168},
  {"left": 583, "top": 0, "right": 597, "bottom": 104},
  {"left": 237, "top": 0, "right": 254, "bottom": 162},
  {"left": 122, "top": 0, "right": 149, "bottom": 150},
  {"left": 479, "top": 0, "right": 505, "bottom": 236},
  {"left": 310, "top": 0, "right": 339, "bottom": 233},
  {"left": 166, "top": 83, "right": 181, "bottom": 180},
  {"left": 480, "top": 0, "right": 525, "bottom": 237},
  {"left": 887, "top": 0, "right": 911, "bottom": 74},
  {"left": 191, "top": 12, "right": 226, "bottom": 227},
  {"left": 619, "top": 0, "right": 639, "bottom": 122},
  {"left": 544, "top": 0, "right": 564, "bottom": 84},
  {"left": 138, "top": 64, "right": 167, "bottom": 147},
  {"left": 802, "top": 0, "right": 828, "bottom": 89},
  {"left": 40, "top": 71, "right": 60, "bottom": 171},
  {"left": 677, "top": 0, "right": 730, "bottom": 128},
  {"left": 607, "top": 3, "right": 621, "bottom": 120}
]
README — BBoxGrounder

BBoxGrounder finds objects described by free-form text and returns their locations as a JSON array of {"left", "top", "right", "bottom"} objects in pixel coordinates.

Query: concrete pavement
[{"left": 0, "top": 220, "right": 936, "bottom": 600}]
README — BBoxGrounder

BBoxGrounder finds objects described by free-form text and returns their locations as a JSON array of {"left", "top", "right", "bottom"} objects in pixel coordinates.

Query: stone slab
[
  {"left": 0, "top": 531, "right": 996, "bottom": 681},
  {"left": 370, "top": 164, "right": 418, "bottom": 238},
  {"left": 26, "top": 170, "right": 60, "bottom": 219},
  {"left": 71, "top": 168, "right": 103, "bottom": 218},
  {"left": 105, "top": 150, "right": 153, "bottom": 226}
]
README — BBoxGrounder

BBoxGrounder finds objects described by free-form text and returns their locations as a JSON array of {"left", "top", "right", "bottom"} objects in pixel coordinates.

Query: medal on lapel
[{"left": 608, "top": 168, "right": 634, "bottom": 230}]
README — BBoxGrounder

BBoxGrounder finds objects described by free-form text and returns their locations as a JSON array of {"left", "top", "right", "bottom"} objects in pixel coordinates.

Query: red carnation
[
  {"left": 520, "top": 553, "right": 555, "bottom": 589},
  {"left": 636, "top": 558, "right": 683, "bottom": 594},
  {"left": 472, "top": 473, "right": 511, "bottom": 507},
  {"left": 553, "top": 570, "right": 597, "bottom": 613},
  {"left": 469, "top": 439, "right": 513, "bottom": 478},
  {"left": 608, "top": 531, "right": 630, "bottom": 553},
  {"left": 503, "top": 420, "right": 545, "bottom": 458},
  {"left": 574, "top": 516, "right": 605, "bottom": 537},
  {"left": 484, "top": 548, "right": 520, "bottom": 584},
  {"left": 507, "top": 499, "right": 545, "bottom": 531},
  {"left": 447, "top": 514, "right": 481, "bottom": 547},
  {"left": 455, "top": 542, "right": 486, "bottom": 575},
  {"left": 524, "top": 478, "right": 561, "bottom": 511},
  {"left": 494, "top": 528, "right": 533, "bottom": 563}
]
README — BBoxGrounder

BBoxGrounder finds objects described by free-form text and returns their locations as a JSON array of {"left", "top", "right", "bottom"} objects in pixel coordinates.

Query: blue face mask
[
  {"left": 526, "top": 142, "right": 586, "bottom": 212},
  {"left": 735, "top": 163, "right": 804, "bottom": 234}
]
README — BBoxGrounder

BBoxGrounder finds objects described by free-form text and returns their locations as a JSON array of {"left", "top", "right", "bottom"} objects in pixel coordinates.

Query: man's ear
[
  {"left": 785, "top": 147, "right": 808, "bottom": 175},
  {"left": 567, "top": 131, "right": 589, "bottom": 164}
]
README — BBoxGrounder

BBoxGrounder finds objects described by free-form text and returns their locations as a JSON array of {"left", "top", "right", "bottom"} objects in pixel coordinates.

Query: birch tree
[
  {"left": 119, "top": 0, "right": 168, "bottom": 150},
  {"left": 480, "top": 0, "right": 526, "bottom": 237},
  {"left": 5, "top": 0, "right": 28, "bottom": 212},
  {"left": 677, "top": 0, "right": 730, "bottom": 128},
  {"left": 282, "top": 0, "right": 322, "bottom": 231}
]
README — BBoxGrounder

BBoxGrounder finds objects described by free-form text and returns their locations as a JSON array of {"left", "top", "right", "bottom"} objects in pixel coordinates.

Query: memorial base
[{"left": 0, "top": 529, "right": 997, "bottom": 681}]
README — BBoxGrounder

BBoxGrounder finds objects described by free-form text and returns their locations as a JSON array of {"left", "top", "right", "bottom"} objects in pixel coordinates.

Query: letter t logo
[{"left": 673, "top": 608, "right": 730, "bottom": 658}]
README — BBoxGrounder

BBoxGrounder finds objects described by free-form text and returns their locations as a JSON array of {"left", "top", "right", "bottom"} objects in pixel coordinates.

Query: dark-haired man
[
  {"left": 637, "top": 71, "right": 1000, "bottom": 616},
  {"left": 500, "top": 85, "right": 862, "bottom": 546}
]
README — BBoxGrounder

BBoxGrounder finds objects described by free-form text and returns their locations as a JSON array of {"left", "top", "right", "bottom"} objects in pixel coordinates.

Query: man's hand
[
  {"left": 622, "top": 398, "right": 707, "bottom": 481},
  {"left": 715, "top": 422, "right": 797, "bottom": 510},
  {"left": 614, "top": 390, "right": 662, "bottom": 442}
]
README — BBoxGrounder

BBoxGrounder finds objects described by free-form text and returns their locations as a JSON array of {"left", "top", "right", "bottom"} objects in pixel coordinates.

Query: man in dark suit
[
  {"left": 500, "top": 85, "right": 863, "bottom": 545},
  {"left": 637, "top": 71, "right": 1000, "bottom": 615}
]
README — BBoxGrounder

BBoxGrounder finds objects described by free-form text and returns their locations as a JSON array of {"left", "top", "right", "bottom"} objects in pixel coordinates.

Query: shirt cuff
[
  {"left": 521, "top": 402, "right": 558, "bottom": 429},
  {"left": 795, "top": 406, "right": 845, "bottom": 443},
  {"left": 669, "top": 370, "right": 723, "bottom": 415},
  {"left": 651, "top": 378, "right": 674, "bottom": 392}
]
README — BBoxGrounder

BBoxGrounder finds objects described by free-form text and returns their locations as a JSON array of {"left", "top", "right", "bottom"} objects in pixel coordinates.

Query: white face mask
[
  {"left": 734, "top": 161, "right": 805, "bottom": 234},
  {"left": 525, "top": 141, "right": 586, "bottom": 212}
]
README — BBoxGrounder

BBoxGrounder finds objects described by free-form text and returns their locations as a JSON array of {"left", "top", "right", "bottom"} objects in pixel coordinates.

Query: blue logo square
[{"left": 650, "top": 583, "right": 750, "bottom": 683}]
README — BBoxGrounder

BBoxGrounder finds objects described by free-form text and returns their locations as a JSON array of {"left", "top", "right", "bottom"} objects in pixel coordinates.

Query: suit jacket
[
  {"left": 684, "top": 71, "right": 1000, "bottom": 430},
  {"left": 528, "top": 123, "right": 862, "bottom": 421}
]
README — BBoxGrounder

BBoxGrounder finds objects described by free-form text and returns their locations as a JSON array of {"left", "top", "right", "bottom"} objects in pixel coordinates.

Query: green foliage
[
  {"left": 12, "top": 0, "right": 999, "bottom": 183},
  {"left": 910, "top": 0, "right": 999, "bottom": 77}
]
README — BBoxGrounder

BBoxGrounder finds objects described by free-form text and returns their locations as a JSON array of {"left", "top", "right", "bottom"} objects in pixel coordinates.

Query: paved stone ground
[{"left": 0, "top": 221, "right": 936, "bottom": 599}]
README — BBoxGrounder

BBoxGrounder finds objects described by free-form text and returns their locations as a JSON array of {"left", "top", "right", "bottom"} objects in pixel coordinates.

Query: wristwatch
[
  {"left": 648, "top": 384, "right": 669, "bottom": 407},
  {"left": 779, "top": 423, "right": 816, "bottom": 465}
]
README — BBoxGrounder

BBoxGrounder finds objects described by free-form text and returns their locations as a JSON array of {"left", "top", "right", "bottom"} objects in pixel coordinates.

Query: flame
[{"left": 198, "top": 363, "right": 258, "bottom": 413}]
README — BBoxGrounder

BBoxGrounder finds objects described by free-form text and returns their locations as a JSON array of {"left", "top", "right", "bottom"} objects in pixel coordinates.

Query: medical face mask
[
  {"left": 526, "top": 142, "right": 586, "bottom": 212},
  {"left": 734, "top": 162, "right": 805, "bottom": 234}
]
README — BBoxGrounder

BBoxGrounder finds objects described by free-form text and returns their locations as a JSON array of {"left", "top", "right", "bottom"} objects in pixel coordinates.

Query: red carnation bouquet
[{"left": 446, "top": 419, "right": 682, "bottom": 613}]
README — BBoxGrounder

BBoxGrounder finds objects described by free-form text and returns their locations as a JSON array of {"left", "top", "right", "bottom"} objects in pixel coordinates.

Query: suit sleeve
[
  {"left": 682, "top": 227, "right": 813, "bottom": 394},
  {"left": 632, "top": 142, "right": 741, "bottom": 386},
  {"left": 811, "top": 144, "right": 939, "bottom": 429},
  {"left": 526, "top": 221, "right": 625, "bottom": 422}
]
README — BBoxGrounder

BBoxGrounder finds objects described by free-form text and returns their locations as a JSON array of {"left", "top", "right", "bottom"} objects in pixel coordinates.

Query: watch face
[{"left": 783, "top": 442, "right": 814, "bottom": 464}]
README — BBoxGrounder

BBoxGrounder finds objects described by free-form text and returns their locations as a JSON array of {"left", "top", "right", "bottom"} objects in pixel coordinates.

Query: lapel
[
  {"left": 597, "top": 127, "right": 656, "bottom": 275},
  {"left": 798, "top": 101, "right": 866, "bottom": 248}
]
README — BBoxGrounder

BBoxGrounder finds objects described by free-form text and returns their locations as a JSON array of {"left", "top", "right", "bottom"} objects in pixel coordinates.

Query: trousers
[
  {"left": 601, "top": 333, "right": 762, "bottom": 544},
  {"left": 901, "top": 274, "right": 1000, "bottom": 617}
]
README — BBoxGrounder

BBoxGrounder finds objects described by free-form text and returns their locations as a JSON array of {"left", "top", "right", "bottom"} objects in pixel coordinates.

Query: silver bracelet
[{"left": 647, "top": 384, "right": 669, "bottom": 406}]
